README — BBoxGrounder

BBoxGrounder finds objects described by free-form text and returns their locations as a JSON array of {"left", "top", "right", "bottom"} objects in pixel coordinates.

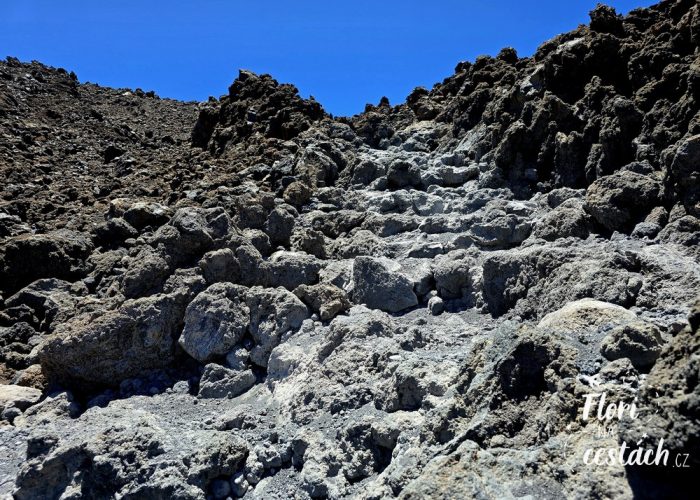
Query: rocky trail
[{"left": 1, "top": 1, "right": 700, "bottom": 498}]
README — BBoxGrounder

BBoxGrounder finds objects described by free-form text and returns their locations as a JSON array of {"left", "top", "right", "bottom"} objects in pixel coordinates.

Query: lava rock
[
  {"left": 352, "top": 256, "right": 418, "bottom": 313},
  {"left": 600, "top": 320, "right": 664, "bottom": 371}
]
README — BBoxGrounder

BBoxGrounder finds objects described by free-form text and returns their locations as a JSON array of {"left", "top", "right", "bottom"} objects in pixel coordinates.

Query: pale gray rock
[
  {"left": 179, "top": 283, "right": 249, "bottom": 362},
  {"left": 352, "top": 256, "right": 418, "bottom": 313},
  {"left": 0, "top": 385, "right": 41, "bottom": 412},
  {"left": 428, "top": 296, "right": 444, "bottom": 315},
  {"left": 198, "top": 364, "right": 256, "bottom": 398},
  {"left": 245, "top": 286, "right": 309, "bottom": 367}
]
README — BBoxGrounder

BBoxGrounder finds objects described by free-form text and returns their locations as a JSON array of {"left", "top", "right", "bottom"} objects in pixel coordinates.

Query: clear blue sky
[{"left": 1, "top": 0, "right": 657, "bottom": 116}]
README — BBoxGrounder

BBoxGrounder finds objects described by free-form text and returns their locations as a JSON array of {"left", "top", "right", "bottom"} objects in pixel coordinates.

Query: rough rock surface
[{"left": 1, "top": 1, "right": 700, "bottom": 498}]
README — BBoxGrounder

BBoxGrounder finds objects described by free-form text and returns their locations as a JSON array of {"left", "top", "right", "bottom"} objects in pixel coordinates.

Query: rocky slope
[{"left": 1, "top": 1, "right": 699, "bottom": 498}]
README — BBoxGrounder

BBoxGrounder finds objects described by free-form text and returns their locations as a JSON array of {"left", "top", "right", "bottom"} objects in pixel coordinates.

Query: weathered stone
[
  {"left": 294, "top": 283, "right": 350, "bottom": 321},
  {"left": 198, "top": 364, "right": 256, "bottom": 398},
  {"left": 352, "top": 257, "right": 418, "bottom": 313},
  {"left": 600, "top": 320, "right": 664, "bottom": 371},
  {"left": 584, "top": 171, "right": 661, "bottom": 232},
  {"left": 0, "top": 384, "right": 41, "bottom": 412},
  {"left": 179, "top": 283, "right": 249, "bottom": 363}
]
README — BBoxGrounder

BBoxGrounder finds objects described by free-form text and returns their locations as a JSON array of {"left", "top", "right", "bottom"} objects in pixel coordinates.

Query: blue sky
[{"left": 1, "top": 1, "right": 657, "bottom": 116}]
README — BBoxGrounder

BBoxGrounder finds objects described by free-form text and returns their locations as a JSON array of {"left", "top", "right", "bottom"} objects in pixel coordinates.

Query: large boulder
[
  {"left": 246, "top": 286, "right": 309, "bottom": 367},
  {"left": 352, "top": 257, "right": 418, "bottom": 313},
  {"left": 39, "top": 292, "right": 188, "bottom": 387},
  {"left": 179, "top": 283, "right": 249, "bottom": 363},
  {"left": 584, "top": 171, "right": 661, "bottom": 232}
]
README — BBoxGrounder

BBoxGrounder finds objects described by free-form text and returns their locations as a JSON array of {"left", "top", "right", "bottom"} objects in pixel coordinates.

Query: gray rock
[
  {"left": 121, "top": 201, "right": 171, "bottom": 230},
  {"left": 290, "top": 228, "right": 327, "bottom": 258},
  {"left": 432, "top": 251, "right": 472, "bottom": 299},
  {"left": 245, "top": 286, "right": 309, "bottom": 367},
  {"left": 584, "top": 171, "right": 661, "bottom": 232},
  {"left": 198, "top": 364, "right": 256, "bottom": 398},
  {"left": 283, "top": 181, "right": 313, "bottom": 206},
  {"left": 352, "top": 256, "right": 418, "bottom": 312},
  {"left": 198, "top": 248, "right": 241, "bottom": 284},
  {"left": 12, "top": 394, "right": 247, "bottom": 499},
  {"left": 669, "top": 134, "right": 700, "bottom": 212},
  {"left": 294, "top": 283, "right": 350, "bottom": 321},
  {"left": 0, "top": 385, "right": 41, "bottom": 412},
  {"left": 265, "top": 206, "right": 296, "bottom": 245},
  {"left": 427, "top": 296, "right": 444, "bottom": 315},
  {"left": 39, "top": 292, "right": 188, "bottom": 387},
  {"left": 121, "top": 246, "right": 171, "bottom": 298},
  {"left": 0, "top": 229, "right": 93, "bottom": 296},
  {"left": 469, "top": 211, "right": 532, "bottom": 248},
  {"left": 600, "top": 320, "right": 664, "bottom": 371},
  {"left": 531, "top": 199, "right": 590, "bottom": 241},
  {"left": 94, "top": 218, "right": 138, "bottom": 245},
  {"left": 179, "top": 283, "right": 250, "bottom": 362},
  {"left": 264, "top": 251, "right": 323, "bottom": 290}
]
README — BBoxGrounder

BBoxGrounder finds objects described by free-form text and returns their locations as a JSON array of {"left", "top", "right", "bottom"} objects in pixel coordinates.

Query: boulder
[
  {"left": 294, "top": 283, "right": 351, "bottom": 321},
  {"left": 39, "top": 292, "right": 187, "bottom": 387},
  {"left": 94, "top": 218, "right": 138, "bottom": 246},
  {"left": 246, "top": 286, "right": 309, "bottom": 367},
  {"left": 0, "top": 230, "right": 93, "bottom": 296},
  {"left": 179, "top": 283, "right": 250, "bottom": 363},
  {"left": 531, "top": 199, "right": 590, "bottom": 241},
  {"left": 121, "top": 201, "right": 171, "bottom": 230},
  {"left": 428, "top": 296, "right": 444, "bottom": 315},
  {"left": 121, "top": 246, "right": 171, "bottom": 298},
  {"left": 670, "top": 134, "right": 700, "bottom": 214},
  {"left": 264, "top": 251, "right": 323, "bottom": 290},
  {"left": 537, "top": 298, "right": 636, "bottom": 332},
  {"left": 352, "top": 257, "right": 418, "bottom": 313},
  {"left": 432, "top": 251, "right": 472, "bottom": 299},
  {"left": 600, "top": 320, "right": 664, "bottom": 371},
  {"left": 198, "top": 248, "right": 241, "bottom": 284},
  {"left": 283, "top": 181, "right": 313, "bottom": 206},
  {"left": 198, "top": 364, "right": 256, "bottom": 398},
  {"left": 584, "top": 171, "right": 661, "bottom": 232},
  {"left": 265, "top": 207, "right": 296, "bottom": 246},
  {"left": 0, "top": 384, "right": 41, "bottom": 412}
]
